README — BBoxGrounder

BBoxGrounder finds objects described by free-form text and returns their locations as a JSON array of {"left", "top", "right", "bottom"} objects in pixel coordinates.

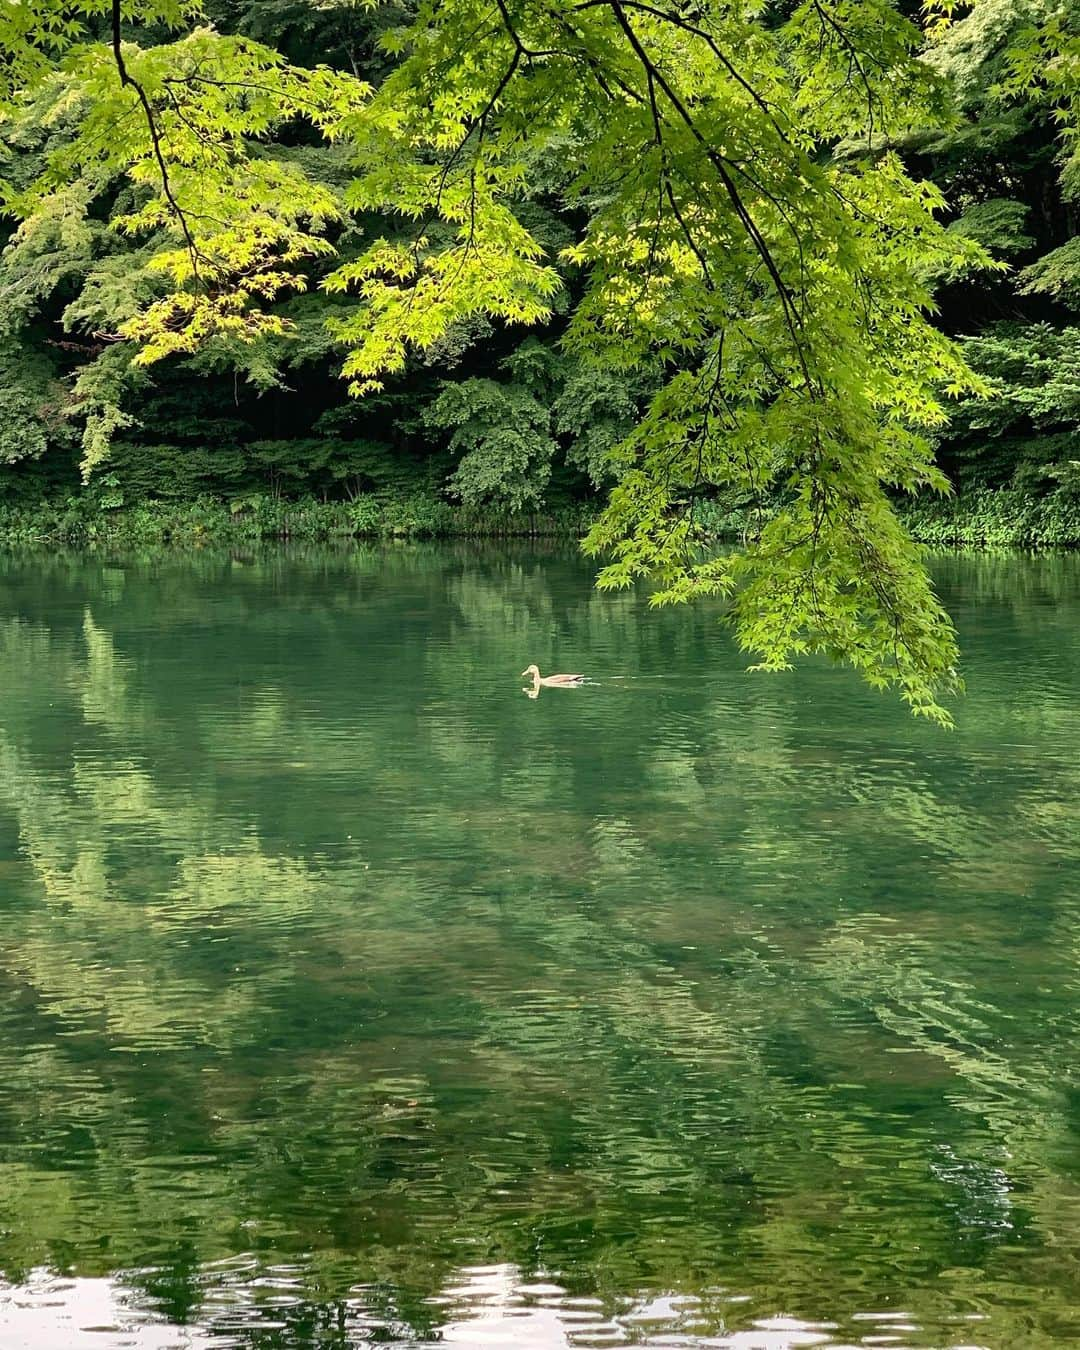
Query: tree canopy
[{"left": 1, "top": 0, "right": 1077, "bottom": 720}]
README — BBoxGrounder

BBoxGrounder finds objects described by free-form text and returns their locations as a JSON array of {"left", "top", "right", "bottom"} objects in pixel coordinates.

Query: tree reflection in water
[{"left": 0, "top": 546, "right": 1078, "bottom": 1347}]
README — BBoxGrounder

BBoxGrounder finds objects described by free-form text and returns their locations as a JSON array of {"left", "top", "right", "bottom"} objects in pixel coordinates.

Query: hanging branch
[{"left": 110, "top": 0, "right": 206, "bottom": 287}]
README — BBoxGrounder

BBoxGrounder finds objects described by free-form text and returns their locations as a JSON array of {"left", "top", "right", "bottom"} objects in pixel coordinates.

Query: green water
[{"left": 0, "top": 546, "right": 1078, "bottom": 1349}]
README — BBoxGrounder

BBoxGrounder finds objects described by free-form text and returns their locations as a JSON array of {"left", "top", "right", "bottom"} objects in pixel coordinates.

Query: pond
[{"left": 0, "top": 544, "right": 1078, "bottom": 1349}]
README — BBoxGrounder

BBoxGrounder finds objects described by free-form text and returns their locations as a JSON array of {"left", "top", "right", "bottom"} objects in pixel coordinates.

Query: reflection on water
[
  {"left": 1, "top": 1260, "right": 952, "bottom": 1349},
  {"left": 0, "top": 545, "right": 1079, "bottom": 1348}
]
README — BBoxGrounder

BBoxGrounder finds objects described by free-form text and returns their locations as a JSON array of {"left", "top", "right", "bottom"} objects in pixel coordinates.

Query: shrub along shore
[
  {"left": 1, "top": 487, "right": 1077, "bottom": 550},
  {"left": 0, "top": 492, "right": 596, "bottom": 547}
]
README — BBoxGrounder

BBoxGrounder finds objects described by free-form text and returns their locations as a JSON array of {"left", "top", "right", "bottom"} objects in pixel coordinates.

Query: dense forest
[
  {"left": 4, "top": 0, "right": 642, "bottom": 532},
  {"left": 3, "top": 0, "right": 1078, "bottom": 546}
]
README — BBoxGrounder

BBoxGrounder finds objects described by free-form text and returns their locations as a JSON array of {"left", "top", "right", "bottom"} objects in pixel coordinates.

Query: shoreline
[{"left": 0, "top": 490, "right": 1078, "bottom": 549}]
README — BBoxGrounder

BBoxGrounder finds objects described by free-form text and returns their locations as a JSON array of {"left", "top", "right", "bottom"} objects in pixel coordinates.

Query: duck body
[{"left": 521, "top": 664, "right": 585, "bottom": 688}]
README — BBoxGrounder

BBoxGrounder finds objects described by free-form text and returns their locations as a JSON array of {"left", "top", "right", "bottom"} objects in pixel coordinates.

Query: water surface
[{"left": 0, "top": 545, "right": 1078, "bottom": 1349}]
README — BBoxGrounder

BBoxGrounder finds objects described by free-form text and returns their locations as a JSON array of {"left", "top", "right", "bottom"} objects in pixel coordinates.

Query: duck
[{"left": 520, "top": 664, "right": 585, "bottom": 689}]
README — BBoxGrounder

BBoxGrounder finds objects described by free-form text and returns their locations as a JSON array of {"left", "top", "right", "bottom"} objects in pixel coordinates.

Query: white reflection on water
[
  {"left": 0, "top": 1268, "right": 189, "bottom": 1349},
  {"left": 0, "top": 1261, "right": 991, "bottom": 1350}
]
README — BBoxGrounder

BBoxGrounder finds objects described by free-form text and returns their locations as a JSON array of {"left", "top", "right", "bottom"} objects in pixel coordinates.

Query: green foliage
[
  {"left": 553, "top": 362, "right": 644, "bottom": 488},
  {"left": 904, "top": 488, "right": 1080, "bottom": 546},
  {"left": 934, "top": 325, "right": 1080, "bottom": 499},
  {"left": 422, "top": 339, "right": 644, "bottom": 509},
  {"left": 913, "top": 0, "right": 1080, "bottom": 559},
  {"left": 8, "top": 27, "right": 366, "bottom": 364},
  {"left": 0, "top": 341, "right": 69, "bottom": 464},
  {"left": 947, "top": 198, "right": 1034, "bottom": 256},
  {"left": 425, "top": 378, "right": 557, "bottom": 511},
  {"left": 955, "top": 324, "right": 1080, "bottom": 444},
  {"left": 107, "top": 435, "right": 432, "bottom": 501},
  {"left": 1018, "top": 236, "right": 1080, "bottom": 307},
  {"left": 0, "top": 490, "right": 592, "bottom": 547}
]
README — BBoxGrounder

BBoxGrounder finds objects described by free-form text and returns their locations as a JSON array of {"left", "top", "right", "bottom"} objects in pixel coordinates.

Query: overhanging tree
[{"left": 2, "top": 0, "right": 1074, "bottom": 721}]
